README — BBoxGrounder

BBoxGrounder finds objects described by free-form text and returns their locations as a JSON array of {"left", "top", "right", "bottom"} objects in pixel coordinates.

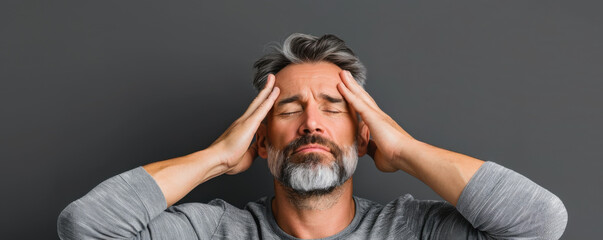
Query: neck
[{"left": 272, "top": 178, "right": 355, "bottom": 239}]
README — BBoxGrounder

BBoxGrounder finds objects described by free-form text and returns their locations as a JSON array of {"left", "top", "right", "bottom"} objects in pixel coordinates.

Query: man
[{"left": 58, "top": 33, "right": 567, "bottom": 239}]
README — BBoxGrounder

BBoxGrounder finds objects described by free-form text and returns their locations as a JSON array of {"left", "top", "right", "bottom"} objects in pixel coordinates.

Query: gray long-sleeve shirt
[{"left": 57, "top": 162, "right": 568, "bottom": 239}]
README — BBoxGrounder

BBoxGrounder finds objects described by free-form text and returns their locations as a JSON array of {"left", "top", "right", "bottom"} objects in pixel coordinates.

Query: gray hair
[{"left": 252, "top": 33, "right": 367, "bottom": 91}]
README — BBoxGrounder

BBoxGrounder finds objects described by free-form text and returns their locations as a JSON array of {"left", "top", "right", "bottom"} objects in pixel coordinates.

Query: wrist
[
  {"left": 392, "top": 138, "right": 425, "bottom": 175},
  {"left": 187, "top": 146, "right": 231, "bottom": 181}
]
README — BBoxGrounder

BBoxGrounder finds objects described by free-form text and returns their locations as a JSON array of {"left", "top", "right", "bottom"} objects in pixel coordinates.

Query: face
[{"left": 257, "top": 62, "right": 369, "bottom": 195}]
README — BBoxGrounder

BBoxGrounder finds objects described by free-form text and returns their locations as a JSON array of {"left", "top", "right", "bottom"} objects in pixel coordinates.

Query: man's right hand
[
  {"left": 143, "top": 74, "right": 279, "bottom": 206},
  {"left": 208, "top": 74, "right": 280, "bottom": 174}
]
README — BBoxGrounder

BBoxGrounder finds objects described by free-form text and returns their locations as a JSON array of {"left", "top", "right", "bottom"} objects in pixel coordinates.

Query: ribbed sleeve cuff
[{"left": 118, "top": 166, "right": 168, "bottom": 222}]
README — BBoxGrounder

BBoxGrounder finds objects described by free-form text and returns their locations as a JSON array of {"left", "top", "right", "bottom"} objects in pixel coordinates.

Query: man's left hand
[{"left": 337, "top": 70, "right": 417, "bottom": 174}]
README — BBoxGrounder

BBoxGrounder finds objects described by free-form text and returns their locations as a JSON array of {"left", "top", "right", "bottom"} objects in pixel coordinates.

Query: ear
[
  {"left": 356, "top": 120, "right": 370, "bottom": 157},
  {"left": 256, "top": 123, "right": 268, "bottom": 159}
]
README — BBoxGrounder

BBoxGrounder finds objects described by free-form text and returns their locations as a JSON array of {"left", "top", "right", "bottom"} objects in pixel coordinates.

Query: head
[{"left": 253, "top": 33, "right": 370, "bottom": 196}]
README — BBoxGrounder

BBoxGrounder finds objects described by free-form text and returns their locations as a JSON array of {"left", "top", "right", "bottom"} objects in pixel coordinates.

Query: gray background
[{"left": 1, "top": 0, "right": 601, "bottom": 239}]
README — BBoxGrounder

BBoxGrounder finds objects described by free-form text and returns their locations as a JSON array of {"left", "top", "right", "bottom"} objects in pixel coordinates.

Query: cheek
[
  {"left": 267, "top": 121, "right": 297, "bottom": 148},
  {"left": 329, "top": 112, "right": 358, "bottom": 143},
  {"left": 331, "top": 121, "right": 357, "bottom": 144}
]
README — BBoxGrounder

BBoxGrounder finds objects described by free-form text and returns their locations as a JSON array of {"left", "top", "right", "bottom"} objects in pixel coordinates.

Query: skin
[{"left": 143, "top": 61, "right": 484, "bottom": 239}]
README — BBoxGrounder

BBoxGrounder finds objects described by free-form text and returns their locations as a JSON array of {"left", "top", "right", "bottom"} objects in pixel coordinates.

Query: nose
[{"left": 298, "top": 105, "right": 325, "bottom": 136}]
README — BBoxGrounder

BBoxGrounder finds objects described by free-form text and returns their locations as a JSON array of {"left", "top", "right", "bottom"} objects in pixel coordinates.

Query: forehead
[{"left": 274, "top": 62, "right": 343, "bottom": 97}]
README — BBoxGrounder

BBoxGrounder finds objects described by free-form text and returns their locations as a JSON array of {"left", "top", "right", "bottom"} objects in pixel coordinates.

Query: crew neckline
[{"left": 264, "top": 195, "right": 362, "bottom": 240}]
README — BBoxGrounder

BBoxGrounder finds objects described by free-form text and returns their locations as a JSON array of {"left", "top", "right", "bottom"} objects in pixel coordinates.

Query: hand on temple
[
  {"left": 209, "top": 74, "right": 280, "bottom": 175},
  {"left": 142, "top": 74, "right": 279, "bottom": 206},
  {"left": 337, "top": 70, "right": 417, "bottom": 174}
]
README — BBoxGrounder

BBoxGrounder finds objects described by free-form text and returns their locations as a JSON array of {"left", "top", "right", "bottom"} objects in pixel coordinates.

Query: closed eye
[
  {"left": 279, "top": 111, "right": 301, "bottom": 116},
  {"left": 278, "top": 110, "right": 342, "bottom": 116}
]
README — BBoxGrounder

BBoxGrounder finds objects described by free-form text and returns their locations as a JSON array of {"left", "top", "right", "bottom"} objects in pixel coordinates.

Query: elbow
[
  {"left": 57, "top": 198, "right": 143, "bottom": 240},
  {"left": 537, "top": 194, "right": 568, "bottom": 240},
  {"left": 57, "top": 201, "right": 91, "bottom": 240}
]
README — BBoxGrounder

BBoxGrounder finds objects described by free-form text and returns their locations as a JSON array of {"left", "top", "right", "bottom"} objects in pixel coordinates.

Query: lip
[{"left": 294, "top": 144, "right": 330, "bottom": 154}]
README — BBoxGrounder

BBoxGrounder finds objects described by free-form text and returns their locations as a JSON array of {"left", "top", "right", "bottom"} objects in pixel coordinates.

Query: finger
[
  {"left": 244, "top": 74, "right": 275, "bottom": 117},
  {"left": 343, "top": 70, "right": 378, "bottom": 107},
  {"left": 222, "top": 86, "right": 279, "bottom": 154},
  {"left": 339, "top": 70, "right": 363, "bottom": 93},
  {"left": 337, "top": 81, "right": 371, "bottom": 114},
  {"left": 248, "top": 86, "right": 280, "bottom": 123},
  {"left": 242, "top": 74, "right": 276, "bottom": 118},
  {"left": 340, "top": 71, "right": 378, "bottom": 108}
]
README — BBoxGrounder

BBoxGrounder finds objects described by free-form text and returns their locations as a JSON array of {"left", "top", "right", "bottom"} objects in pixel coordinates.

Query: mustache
[{"left": 282, "top": 135, "right": 342, "bottom": 158}]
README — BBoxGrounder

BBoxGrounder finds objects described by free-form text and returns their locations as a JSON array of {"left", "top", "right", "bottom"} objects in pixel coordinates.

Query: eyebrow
[
  {"left": 277, "top": 95, "right": 300, "bottom": 106},
  {"left": 320, "top": 93, "right": 344, "bottom": 104},
  {"left": 276, "top": 93, "right": 344, "bottom": 107}
]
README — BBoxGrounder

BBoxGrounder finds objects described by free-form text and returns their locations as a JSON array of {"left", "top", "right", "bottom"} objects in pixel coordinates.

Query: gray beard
[{"left": 267, "top": 142, "right": 358, "bottom": 196}]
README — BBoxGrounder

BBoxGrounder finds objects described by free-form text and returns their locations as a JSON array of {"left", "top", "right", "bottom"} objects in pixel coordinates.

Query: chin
[{"left": 267, "top": 142, "right": 359, "bottom": 196}]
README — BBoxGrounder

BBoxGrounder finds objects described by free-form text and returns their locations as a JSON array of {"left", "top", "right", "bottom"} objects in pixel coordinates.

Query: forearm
[
  {"left": 394, "top": 138, "right": 484, "bottom": 206},
  {"left": 143, "top": 147, "right": 228, "bottom": 206}
]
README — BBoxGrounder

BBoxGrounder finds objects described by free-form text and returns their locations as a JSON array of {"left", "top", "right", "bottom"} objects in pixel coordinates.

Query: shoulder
[
  {"left": 244, "top": 196, "right": 270, "bottom": 211},
  {"left": 167, "top": 198, "right": 260, "bottom": 218},
  {"left": 352, "top": 195, "right": 460, "bottom": 238},
  {"left": 358, "top": 194, "right": 452, "bottom": 214},
  {"left": 378, "top": 194, "right": 458, "bottom": 223},
  {"left": 148, "top": 199, "right": 263, "bottom": 239},
  {"left": 387, "top": 194, "right": 454, "bottom": 214},
  {"left": 361, "top": 194, "right": 455, "bottom": 219}
]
